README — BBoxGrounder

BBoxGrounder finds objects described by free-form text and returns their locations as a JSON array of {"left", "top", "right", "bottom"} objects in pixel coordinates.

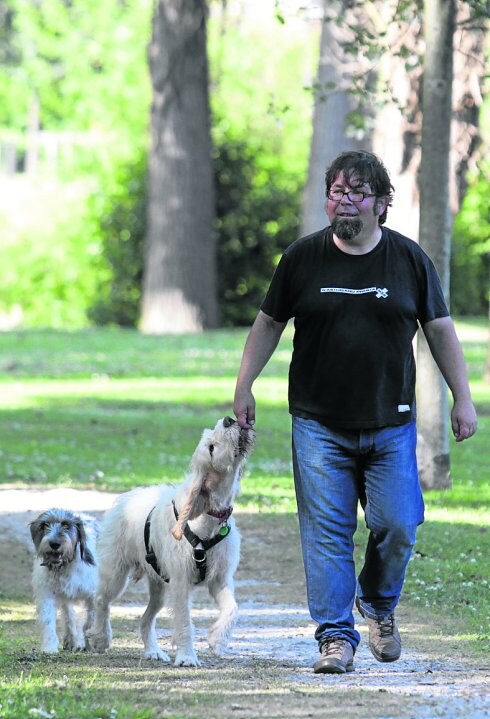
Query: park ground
[{"left": 1, "top": 487, "right": 489, "bottom": 719}]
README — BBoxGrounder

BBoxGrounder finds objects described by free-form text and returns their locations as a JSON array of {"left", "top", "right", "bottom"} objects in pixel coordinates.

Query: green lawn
[{"left": 0, "top": 319, "right": 489, "bottom": 718}]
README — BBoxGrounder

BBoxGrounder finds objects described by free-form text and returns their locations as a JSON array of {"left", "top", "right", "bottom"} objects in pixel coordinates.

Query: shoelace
[
  {"left": 322, "top": 638, "right": 348, "bottom": 655},
  {"left": 378, "top": 615, "right": 395, "bottom": 637}
]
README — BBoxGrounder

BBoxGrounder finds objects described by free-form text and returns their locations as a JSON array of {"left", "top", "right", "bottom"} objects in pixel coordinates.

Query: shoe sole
[
  {"left": 369, "top": 643, "right": 401, "bottom": 663},
  {"left": 313, "top": 659, "right": 355, "bottom": 674}
]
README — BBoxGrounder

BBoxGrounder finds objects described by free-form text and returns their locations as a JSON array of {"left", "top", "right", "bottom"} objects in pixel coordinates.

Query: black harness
[
  {"left": 144, "top": 503, "right": 231, "bottom": 584},
  {"left": 144, "top": 507, "right": 169, "bottom": 582}
]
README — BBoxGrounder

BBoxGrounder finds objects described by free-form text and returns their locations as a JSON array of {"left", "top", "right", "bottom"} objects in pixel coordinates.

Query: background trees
[
  {"left": 416, "top": 0, "right": 455, "bottom": 489},
  {"left": 0, "top": 0, "right": 488, "bottom": 335},
  {"left": 140, "top": 0, "right": 218, "bottom": 334}
]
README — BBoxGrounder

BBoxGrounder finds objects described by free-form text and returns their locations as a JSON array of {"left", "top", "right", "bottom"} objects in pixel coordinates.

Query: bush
[
  {"left": 88, "top": 133, "right": 302, "bottom": 327},
  {"left": 450, "top": 171, "right": 490, "bottom": 316},
  {"left": 214, "top": 135, "right": 301, "bottom": 326},
  {"left": 0, "top": 178, "right": 101, "bottom": 329},
  {"left": 87, "top": 155, "right": 147, "bottom": 327}
]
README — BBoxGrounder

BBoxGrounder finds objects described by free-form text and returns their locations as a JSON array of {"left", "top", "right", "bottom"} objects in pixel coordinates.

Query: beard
[{"left": 331, "top": 217, "right": 363, "bottom": 241}]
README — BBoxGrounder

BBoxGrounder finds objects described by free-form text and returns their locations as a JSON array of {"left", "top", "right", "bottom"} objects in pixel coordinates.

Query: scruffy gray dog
[{"left": 30, "top": 508, "right": 98, "bottom": 653}]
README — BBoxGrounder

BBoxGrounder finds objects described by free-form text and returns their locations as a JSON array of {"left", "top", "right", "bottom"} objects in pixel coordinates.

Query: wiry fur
[
  {"left": 88, "top": 417, "right": 255, "bottom": 666},
  {"left": 30, "top": 509, "right": 98, "bottom": 653}
]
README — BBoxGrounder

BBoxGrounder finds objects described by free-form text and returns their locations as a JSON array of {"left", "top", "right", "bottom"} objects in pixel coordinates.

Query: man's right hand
[{"left": 234, "top": 387, "right": 256, "bottom": 429}]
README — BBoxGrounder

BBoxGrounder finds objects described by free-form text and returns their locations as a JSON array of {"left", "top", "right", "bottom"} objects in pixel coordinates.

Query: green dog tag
[{"left": 219, "top": 525, "right": 230, "bottom": 537}]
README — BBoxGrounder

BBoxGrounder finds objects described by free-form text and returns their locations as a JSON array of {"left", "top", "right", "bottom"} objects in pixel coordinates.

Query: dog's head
[
  {"left": 30, "top": 509, "right": 96, "bottom": 569},
  {"left": 172, "top": 417, "right": 256, "bottom": 539},
  {"left": 193, "top": 416, "right": 255, "bottom": 479}
]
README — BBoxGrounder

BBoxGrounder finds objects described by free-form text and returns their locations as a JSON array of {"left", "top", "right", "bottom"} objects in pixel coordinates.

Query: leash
[{"left": 144, "top": 503, "right": 232, "bottom": 584}]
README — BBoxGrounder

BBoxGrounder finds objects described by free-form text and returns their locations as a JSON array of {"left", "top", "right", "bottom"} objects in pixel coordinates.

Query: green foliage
[
  {"left": 451, "top": 168, "right": 490, "bottom": 315},
  {"left": 87, "top": 131, "right": 303, "bottom": 328},
  {"left": 87, "top": 156, "right": 147, "bottom": 327},
  {"left": 207, "top": 6, "right": 315, "bottom": 182},
  {"left": 214, "top": 133, "right": 301, "bottom": 326},
  {"left": 0, "top": 1, "right": 313, "bottom": 330},
  {"left": 2, "top": 0, "right": 151, "bottom": 137},
  {"left": 0, "top": 178, "right": 103, "bottom": 329},
  {"left": 1, "top": 0, "right": 487, "bottom": 331}
]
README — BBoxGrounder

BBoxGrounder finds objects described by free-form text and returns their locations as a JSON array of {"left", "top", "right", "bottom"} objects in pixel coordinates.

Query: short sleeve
[
  {"left": 417, "top": 253, "right": 450, "bottom": 326},
  {"left": 260, "top": 253, "right": 293, "bottom": 323}
]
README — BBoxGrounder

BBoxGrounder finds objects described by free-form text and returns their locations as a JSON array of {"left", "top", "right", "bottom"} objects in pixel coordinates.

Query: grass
[{"left": 0, "top": 318, "right": 489, "bottom": 718}]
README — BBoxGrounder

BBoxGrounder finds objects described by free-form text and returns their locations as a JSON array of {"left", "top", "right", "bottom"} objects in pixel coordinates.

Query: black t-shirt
[{"left": 261, "top": 226, "right": 449, "bottom": 429}]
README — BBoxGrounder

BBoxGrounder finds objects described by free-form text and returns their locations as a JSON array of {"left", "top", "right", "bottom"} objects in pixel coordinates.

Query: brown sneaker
[
  {"left": 313, "top": 637, "right": 355, "bottom": 674},
  {"left": 355, "top": 597, "right": 401, "bottom": 662}
]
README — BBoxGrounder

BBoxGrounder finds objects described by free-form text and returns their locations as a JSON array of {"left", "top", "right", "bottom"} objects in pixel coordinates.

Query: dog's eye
[
  {"left": 61, "top": 521, "right": 71, "bottom": 529},
  {"left": 208, "top": 443, "right": 214, "bottom": 456}
]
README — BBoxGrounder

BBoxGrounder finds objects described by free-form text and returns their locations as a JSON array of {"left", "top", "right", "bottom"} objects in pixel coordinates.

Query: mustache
[{"left": 331, "top": 217, "right": 363, "bottom": 240}]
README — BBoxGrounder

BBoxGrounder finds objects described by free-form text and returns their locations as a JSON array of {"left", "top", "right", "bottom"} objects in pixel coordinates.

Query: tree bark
[
  {"left": 300, "top": 0, "right": 369, "bottom": 237},
  {"left": 140, "top": 0, "right": 218, "bottom": 334},
  {"left": 416, "top": 0, "right": 455, "bottom": 489}
]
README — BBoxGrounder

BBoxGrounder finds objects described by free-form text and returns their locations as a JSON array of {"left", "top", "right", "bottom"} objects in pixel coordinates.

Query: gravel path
[{"left": 1, "top": 488, "right": 489, "bottom": 719}]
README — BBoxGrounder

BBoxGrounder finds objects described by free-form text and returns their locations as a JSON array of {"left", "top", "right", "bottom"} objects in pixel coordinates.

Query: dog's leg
[
  {"left": 83, "top": 597, "right": 95, "bottom": 647},
  {"left": 140, "top": 577, "right": 170, "bottom": 662},
  {"left": 207, "top": 578, "right": 238, "bottom": 656},
  {"left": 36, "top": 591, "right": 60, "bottom": 653},
  {"left": 61, "top": 600, "right": 85, "bottom": 651},
  {"left": 169, "top": 585, "right": 200, "bottom": 667},
  {"left": 88, "top": 563, "right": 129, "bottom": 653}
]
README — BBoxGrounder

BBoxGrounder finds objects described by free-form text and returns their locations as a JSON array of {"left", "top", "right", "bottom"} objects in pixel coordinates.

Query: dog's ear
[
  {"left": 76, "top": 520, "right": 96, "bottom": 566},
  {"left": 29, "top": 517, "right": 44, "bottom": 549}
]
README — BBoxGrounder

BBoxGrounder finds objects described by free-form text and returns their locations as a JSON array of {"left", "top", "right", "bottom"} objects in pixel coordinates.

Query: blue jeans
[{"left": 292, "top": 416, "right": 424, "bottom": 651}]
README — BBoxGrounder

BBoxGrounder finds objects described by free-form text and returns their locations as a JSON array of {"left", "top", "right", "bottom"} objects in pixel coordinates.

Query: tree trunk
[
  {"left": 140, "top": 0, "right": 218, "bottom": 334},
  {"left": 416, "top": 0, "right": 455, "bottom": 489},
  {"left": 372, "top": 13, "right": 423, "bottom": 241},
  {"left": 300, "top": 0, "right": 369, "bottom": 237}
]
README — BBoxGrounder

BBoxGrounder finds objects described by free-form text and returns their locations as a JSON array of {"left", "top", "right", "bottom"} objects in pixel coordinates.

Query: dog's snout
[
  {"left": 223, "top": 416, "right": 236, "bottom": 428},
  {"left": 49, "top": 541, "right": 61, "bottom": 550}
]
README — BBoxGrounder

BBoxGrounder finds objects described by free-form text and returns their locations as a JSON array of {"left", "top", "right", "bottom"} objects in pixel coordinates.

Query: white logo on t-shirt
[{"left": 320, "top": 286, "right": 389, "bottom": 299}]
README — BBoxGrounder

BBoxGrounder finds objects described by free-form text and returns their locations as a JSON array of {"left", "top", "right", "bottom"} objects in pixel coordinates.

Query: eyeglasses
[{"left": 327, "top": 189, "right": 376, "bottom": 203}]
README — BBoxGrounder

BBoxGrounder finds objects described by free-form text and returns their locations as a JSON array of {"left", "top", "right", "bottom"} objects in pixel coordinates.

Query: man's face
[{"left": 326, "top": 172, "right": 385, "bottom": 241}]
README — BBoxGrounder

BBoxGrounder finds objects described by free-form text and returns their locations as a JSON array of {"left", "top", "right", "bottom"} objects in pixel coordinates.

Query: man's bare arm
[
  {"left": 234, "top": 310, "right": 287, "bottom": 428},
  {"left": 422, "top": 316, "right": 477, "bottom": 441}
]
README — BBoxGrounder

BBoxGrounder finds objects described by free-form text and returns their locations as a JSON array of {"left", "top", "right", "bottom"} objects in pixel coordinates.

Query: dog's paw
[
  {"left": 208, "top": 638, "right": 229, "bottom": 657},
  {"left": 41, "top": 644, "right": 59, "bottom": 654},
  {"left": 174, "top": 650, "right": 201, "bottom": 667},
  {"left": 63, "top": 637, "right": 85, "bottom": 652},
  {"left": 143, "top": 648, "right": 171, "bottom": 662},
  {"left": 87, "top": 633, "right": 110, "bottom": 653},
  {"left": 208, "top": 626, "right": 232, "bottom": 657},
  {"left": 63, "top": 642, "right": 85, "bottom": 652}
]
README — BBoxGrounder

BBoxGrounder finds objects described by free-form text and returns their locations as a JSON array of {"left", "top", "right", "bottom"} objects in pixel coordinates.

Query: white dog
[
  {"left": 88, "top": 416, "right": 255, "bottom": 666},
  {"left": 30, "top": 509, "right": 98, "bottom": 653}
]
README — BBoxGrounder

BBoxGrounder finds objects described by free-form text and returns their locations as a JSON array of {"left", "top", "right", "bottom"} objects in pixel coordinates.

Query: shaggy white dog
[
  {"left": 30, "top": 509, "right": 98, "bottom": 653},
  {"left": 88, "top": 416, "right": 255, "bottom": 666}
]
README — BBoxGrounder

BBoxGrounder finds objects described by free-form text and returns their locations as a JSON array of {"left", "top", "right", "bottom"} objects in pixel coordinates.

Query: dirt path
[{"left": 1, "top": 488, "right": 489, "bottom": 719}]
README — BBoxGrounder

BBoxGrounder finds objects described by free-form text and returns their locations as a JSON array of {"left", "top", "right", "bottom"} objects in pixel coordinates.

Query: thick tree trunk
[
  {"left": 372, "top": 14, "right": 423, "bottom": 241},
  {"left": 300, "top": 0, "right": 368, "bottom": 237},
  {"left": 416, "top": 0, "right": 455, "bottom": 489},
  {"left": 140, "top": 0, "right": 218, "bottom": 334}
]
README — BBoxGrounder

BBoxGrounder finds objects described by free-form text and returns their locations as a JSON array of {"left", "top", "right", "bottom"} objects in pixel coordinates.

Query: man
[{"left": 233, "top": 151, "right": 477, "bottom": 674}]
